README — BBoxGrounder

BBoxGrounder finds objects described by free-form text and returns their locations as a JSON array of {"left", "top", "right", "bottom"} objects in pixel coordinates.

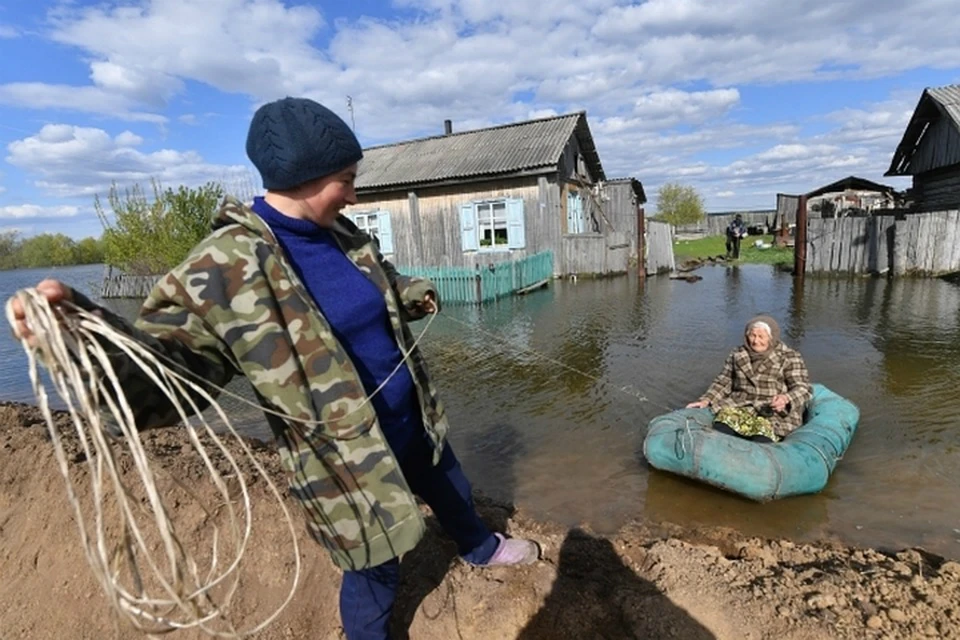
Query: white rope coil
[{"left": 5, "top": 289, "right": 302, "bottom": 638}]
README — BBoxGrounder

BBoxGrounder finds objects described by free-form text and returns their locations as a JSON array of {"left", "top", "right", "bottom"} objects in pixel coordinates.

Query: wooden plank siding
[
  {"left": 914, "top": 165, "right": 960, "bottom": 212},
  {"left": 806, "top": 210, "right": 960, "bottom": 276},
  {"left": 646, "top": 220, "right": 675, "bottom": 275},
  {"left": 348, "top": 174, "right": 651, "bottom": 277},
  {"left": 347, "top": 177, "right": 542, "bottom": 269}
]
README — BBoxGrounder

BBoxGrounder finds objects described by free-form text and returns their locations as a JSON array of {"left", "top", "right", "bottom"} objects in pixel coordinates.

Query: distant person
[
  {"left": 725, "top": 214, "right": 747, "bottom": 259},
  {"left": 686, "top": 316, "right": 812, "bottom": 442}
]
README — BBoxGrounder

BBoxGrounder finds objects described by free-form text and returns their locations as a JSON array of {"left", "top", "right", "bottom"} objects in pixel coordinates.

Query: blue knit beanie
[{"left": 246, "top": 97, "right": 363, "bottom": 191}]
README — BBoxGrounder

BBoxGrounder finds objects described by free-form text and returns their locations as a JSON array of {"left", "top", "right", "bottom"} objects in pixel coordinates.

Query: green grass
[{"left": 673, "top": 234, "right": 794, "bottom": 266}]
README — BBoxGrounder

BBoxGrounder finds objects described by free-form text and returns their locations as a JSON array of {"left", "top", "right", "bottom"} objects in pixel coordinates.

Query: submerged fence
[
  {"left": 101, "top": 251, "right": 555, "bottom": 304},
  {"left": 401, "top": 251, "right": 554, "bottom": 304},
  {"left": 100, "top": 266, "right": 160, "bottom": 298}
]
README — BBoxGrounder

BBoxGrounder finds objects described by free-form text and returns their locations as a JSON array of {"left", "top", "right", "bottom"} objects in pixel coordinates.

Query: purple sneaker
[{"left": 482, "top": 533, "right": 540, "bottom": 566}]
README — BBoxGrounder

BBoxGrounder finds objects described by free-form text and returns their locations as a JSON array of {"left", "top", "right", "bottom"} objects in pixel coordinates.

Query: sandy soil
[{"left": 1, "top": 401, "right": 958, "bottom": 640}]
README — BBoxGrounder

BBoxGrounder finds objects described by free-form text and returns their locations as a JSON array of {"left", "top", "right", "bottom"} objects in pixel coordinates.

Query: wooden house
[
  {"left": 886, "top": 85, "right": 960, "bottom": 212},
  {"left": 343, "top": 112, "right": 647, "bottom": 276}
]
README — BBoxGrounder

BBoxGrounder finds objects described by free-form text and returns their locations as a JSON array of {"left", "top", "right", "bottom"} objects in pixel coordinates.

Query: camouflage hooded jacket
[{"left": 75, "top": 197, "right": 448, "bottom": 570}]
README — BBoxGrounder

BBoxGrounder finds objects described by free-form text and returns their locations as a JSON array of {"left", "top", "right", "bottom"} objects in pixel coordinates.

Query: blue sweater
[{"left": 252, "top": 198, "right": 420, "bottom": 454}]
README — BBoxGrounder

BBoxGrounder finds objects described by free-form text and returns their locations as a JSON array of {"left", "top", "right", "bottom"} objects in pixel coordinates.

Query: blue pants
[{"left": 339, "top": 437, "right": 498, "bottom": 640}]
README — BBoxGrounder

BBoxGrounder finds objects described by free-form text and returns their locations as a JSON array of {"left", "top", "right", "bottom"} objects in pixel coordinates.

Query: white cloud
[
  {"left": 716, "top": 191, "right": 735, "bottom": 198},
  {"left": 49, "top": 0, "right": 334, "bottom": 100},
  {"left": 0, "top": 204, "right": 80, "bottom": 220},
  {"left": 0, "top": 83, "right": 168, "bottom": 123},
  {"left": 632, "top": 88, "right": 740, "bottom": 126},
  {"left": 6, "top": 124, "right": 249, "bottom": 198},
  {"left": 0, "top": 25, "right": 18, "bottom": 38}
]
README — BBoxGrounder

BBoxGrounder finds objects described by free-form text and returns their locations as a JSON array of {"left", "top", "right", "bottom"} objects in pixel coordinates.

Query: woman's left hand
[
  {"left": 770, "top": 394, "right": 790, "bottom": 413},
  {"left": 420, "top": 292, "right": 438, "bottom": 314}
]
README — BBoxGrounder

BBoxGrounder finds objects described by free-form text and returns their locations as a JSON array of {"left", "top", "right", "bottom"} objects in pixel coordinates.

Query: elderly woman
[
  {"left": 686, "top": 315, "right": 812, "bottom": 442},
  {"left": 10, "top": 97, "right": 538, "bottom": 640}
]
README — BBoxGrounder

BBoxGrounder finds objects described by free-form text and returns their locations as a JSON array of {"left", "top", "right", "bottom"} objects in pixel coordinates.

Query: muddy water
[
  {"left": 2, "top": 264, "right": 958, "bottom": 557},
  {"left": 419, "top": 266, "right": 960, "bottom": 558}
]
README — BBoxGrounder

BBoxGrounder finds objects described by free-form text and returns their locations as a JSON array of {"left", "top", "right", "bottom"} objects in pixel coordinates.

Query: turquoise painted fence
[{"left": 401, "top": 251, "right": 553, "bottom": 305}]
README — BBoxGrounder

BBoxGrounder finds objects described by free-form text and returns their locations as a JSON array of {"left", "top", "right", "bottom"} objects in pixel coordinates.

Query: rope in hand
[{"left": 5, "top": 289, "right": 306, "bottom": 638}]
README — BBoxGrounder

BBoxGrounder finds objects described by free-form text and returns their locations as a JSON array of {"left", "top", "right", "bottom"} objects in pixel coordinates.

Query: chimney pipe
[{"left": 444, "top": 119, "right": 453, "bottom": 135}]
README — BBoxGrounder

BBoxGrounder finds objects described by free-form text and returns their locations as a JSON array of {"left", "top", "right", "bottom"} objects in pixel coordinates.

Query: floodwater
[{"left": 2, "top": 263, "right": 959, "bottom": 558}]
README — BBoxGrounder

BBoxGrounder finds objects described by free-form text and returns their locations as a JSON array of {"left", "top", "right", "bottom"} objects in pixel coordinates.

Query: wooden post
[
  {"left": 637, "top": 204, "right": 646, "bottom": 281},
  {"left": 794, "top": 195, "right": 808, "bottom": 276},
  {"left": 474, "top": 264, "right": 482, "bottom": 305}
]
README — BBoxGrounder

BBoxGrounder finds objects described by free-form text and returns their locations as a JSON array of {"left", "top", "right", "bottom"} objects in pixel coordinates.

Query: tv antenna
[{"left": 346, "top": 95, "right": 356, "bottom": 131}]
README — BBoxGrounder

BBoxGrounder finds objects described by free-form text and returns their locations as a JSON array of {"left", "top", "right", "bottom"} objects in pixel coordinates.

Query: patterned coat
[
  {"left": 699, "top": 343, "right": 812, "bottom": 437},
  {"left": 73, "top": 197, "right": 445, "bottom": 570}
]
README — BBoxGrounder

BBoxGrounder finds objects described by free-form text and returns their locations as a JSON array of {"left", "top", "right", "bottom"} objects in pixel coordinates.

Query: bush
[{"left": 96, "top": 181, "right": 224, "bottom": 275}]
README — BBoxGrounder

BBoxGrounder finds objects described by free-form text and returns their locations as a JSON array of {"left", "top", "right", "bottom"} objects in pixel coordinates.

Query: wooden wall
[
  {"left": 910, "top": 118, "right": 960, "bottom": 176},
  {"left": 806, "top": 210, "right": 960, "bottom": 276},
  {"left": 603, "top": 181, "right": 641, "bottom": 260},
  {"left": 348, "top": 178, "right": 542, "bottom": 269},
  {"left": 350, "top": 172, "right": 646, "bottom": 277},
  {"left": 914, "top": 165, "right": 960, "bottom": 212},
  {"left": 646, "top": 220, "right": 675, "bottom": 275}
]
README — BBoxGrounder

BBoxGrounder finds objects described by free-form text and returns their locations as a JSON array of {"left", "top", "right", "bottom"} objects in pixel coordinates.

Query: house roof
[
  {"left": 355, "top": 112, "right": 605, "bottom": 192},
  {"left": 806, "top": 175, "right": 898, "bottom": 198},
  {"left": 886, "top": 85, "right": 960, "bottom": 176},
  {"left": 606, "top": 177, "right": 647, "bottom": 203}
]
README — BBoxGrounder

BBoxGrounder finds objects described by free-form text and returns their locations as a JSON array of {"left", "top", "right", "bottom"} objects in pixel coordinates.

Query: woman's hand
[
  {"left": 770, "top": 394, "right": 790, "bottom": 413},
  {"left": 8, "top": 279, "right": 73, "bottom": 347},
  {"left": 686, "top": 400, "right": 709, "bottom": 409},
  {"left": 421, "top": 292, "right": 437, "bottom": 314}
]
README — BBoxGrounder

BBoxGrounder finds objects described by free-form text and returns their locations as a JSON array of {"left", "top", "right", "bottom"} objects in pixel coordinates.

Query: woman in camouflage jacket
[
  {"left": 687, "top": 315, "right": 812, "bottom": 442},
  {"left": 10, "top": 97, "right": 538, "bottom": 640}
]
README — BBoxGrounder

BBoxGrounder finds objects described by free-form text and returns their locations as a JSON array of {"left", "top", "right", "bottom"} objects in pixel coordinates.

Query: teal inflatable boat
[{"left": 643, "top": 384, "right": 859, "bottom": 502}]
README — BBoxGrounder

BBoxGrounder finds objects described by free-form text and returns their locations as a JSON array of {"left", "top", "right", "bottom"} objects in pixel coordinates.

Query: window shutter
[
  {"left": 567, "top": 191, "right": 576, "bottom": 233},
  {"left": 377, "top": 210, "right": 393, "bottom": 254},
  {"left": 506, "top": 198, "right": 526, "bottom": 249},
  {"left": 461, "top": 203, "right": 479, "bottom": 251}
]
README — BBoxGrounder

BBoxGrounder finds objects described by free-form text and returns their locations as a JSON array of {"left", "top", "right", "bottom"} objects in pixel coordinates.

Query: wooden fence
[
  {"left": 646, "top": 220, "right": 675, "bottom": 275},
  {"left": 806, "top": 210, "right": 960, "bottom": 276},
  {"left": 100, "top": 266, "right": 161, "bottom": 298},
  {"left": 402, "top": 251, "right": 554, "bottom": 304},
  {"left": 102, "top": 252, "right": 556, "bottom": 304},
  {"left": 674, "top": 210, "right": 776, "bottom": 236}
]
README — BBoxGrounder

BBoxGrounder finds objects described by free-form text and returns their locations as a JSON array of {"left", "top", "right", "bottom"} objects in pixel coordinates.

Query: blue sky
[{"left": 1, "top": 0, "right": 959, "bottom": 239}]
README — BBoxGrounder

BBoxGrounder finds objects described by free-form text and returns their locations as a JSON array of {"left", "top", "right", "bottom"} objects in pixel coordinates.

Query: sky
[{"left": 1, "top": 0, "right": 959, "bottom": 240}]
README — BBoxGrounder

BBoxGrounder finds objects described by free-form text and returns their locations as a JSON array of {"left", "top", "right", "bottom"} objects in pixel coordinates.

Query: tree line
[
  {"left": 0, "top": 181, "right": 227, "bottom": 273},
  {"left": 0, "top": 230, "right": 105, "bottom": 270}
]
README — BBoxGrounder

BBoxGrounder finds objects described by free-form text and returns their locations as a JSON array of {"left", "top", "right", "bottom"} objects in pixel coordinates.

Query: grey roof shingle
[{"left": 355, "top": 112, "right": 604, "bottom": 191}]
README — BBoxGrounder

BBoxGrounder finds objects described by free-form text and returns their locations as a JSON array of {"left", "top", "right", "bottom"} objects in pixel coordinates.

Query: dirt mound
[{"left": 1, "top": 402, "right": 957, "bottom": 639}]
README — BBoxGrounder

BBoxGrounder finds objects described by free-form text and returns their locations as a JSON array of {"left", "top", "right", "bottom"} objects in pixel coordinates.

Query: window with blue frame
[
  {"left": 460, "top": 198, "right": 525, "bottom": 251},
  {"left": 347, "top": 210, "right": 394, "bottom": 254}
]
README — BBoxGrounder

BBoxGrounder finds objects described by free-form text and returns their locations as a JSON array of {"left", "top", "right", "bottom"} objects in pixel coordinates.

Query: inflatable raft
[{"left": 642, "top": 384, "right": 860, "bottom": 501}]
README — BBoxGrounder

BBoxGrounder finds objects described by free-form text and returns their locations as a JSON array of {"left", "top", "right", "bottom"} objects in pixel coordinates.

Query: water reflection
[{"left": 643, "top": 469, "right": 829, "bottom": 541}]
